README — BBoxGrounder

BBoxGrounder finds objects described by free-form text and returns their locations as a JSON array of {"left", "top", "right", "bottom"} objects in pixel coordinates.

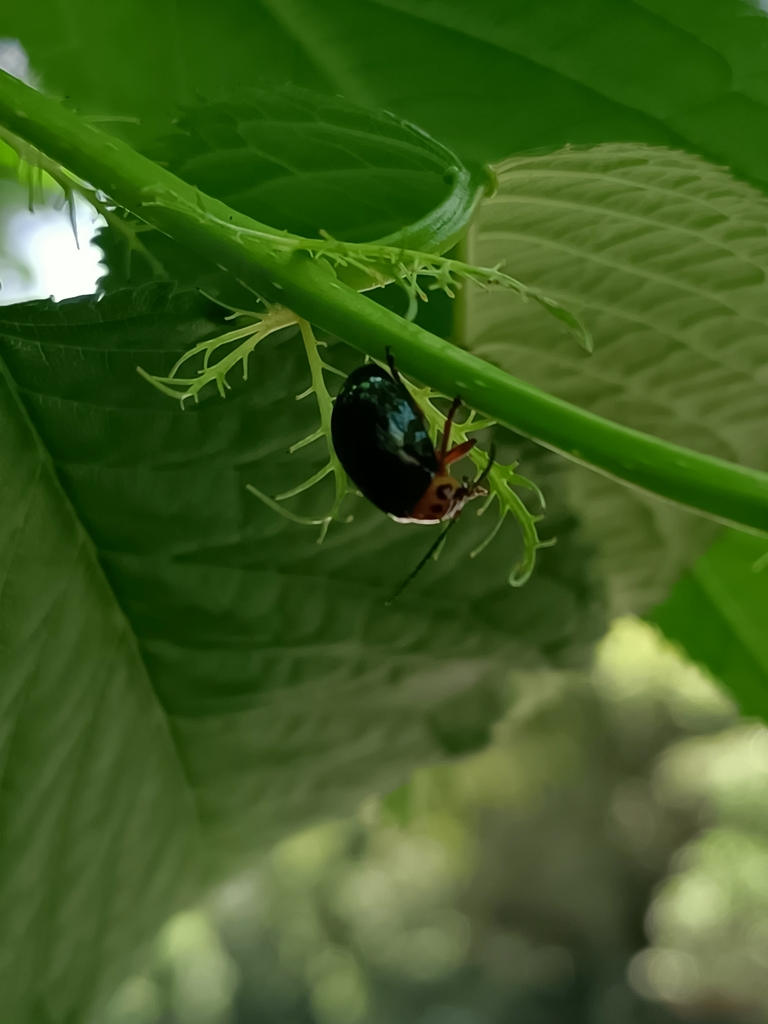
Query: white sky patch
[
  {"left": 0, "top": 194, "right": 106, "bottom": 304},
  {"left": 0, "top": 40, "right": 104, "bottom": 304},
  {"left": 0, "top": 38, "right": 38, "bottom": 86}
]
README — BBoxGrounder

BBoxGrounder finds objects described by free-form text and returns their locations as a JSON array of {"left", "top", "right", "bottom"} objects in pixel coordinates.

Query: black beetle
[{"left": 331, "top": 352, "right": 487, "bottom": 523}]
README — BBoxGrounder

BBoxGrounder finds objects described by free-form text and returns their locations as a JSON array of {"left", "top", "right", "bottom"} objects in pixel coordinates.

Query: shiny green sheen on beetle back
[{"left": 331, "top": 364, "right": 438, "bottom": 518}]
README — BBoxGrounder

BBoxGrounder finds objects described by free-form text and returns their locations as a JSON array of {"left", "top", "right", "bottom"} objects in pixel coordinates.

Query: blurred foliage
[
  {"left": 0, "top": 178, "right": 33, "bottom": 295},
  {"left": 651, "top": 530, "right": 768, "bottom": 721},
  {"left": 98, "top": 618, "right": 763, "bottom": 1024}
]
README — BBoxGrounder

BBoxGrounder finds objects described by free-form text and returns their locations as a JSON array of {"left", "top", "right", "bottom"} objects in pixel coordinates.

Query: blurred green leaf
[
  {"left": 0, "top": 284, "right": 604, "bottom": 1020},
  {"left": 464, "top": 143, "right": 768, "bottom": 615},
  {"left": 0, "top": 4, "right": 330, "bottom": 145},
  {"left": 6, "top": 0, "right": 768, "bottom": 190},
  {"left": 650, "top": 529, "right": 768, "bottom": 720},
  {"left": 258, "top": 0, "right": 768, "bottom": 187}
]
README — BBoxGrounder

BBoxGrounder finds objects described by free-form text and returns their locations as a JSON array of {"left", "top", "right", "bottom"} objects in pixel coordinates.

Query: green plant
[{"left": 2, "top": 5, "right": 768, "bottom": 1023}]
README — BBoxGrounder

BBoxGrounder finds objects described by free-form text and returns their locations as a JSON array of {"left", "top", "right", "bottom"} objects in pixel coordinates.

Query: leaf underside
[
  {"left": 0, "top": 284, "right": 605, "bottom": 1022},
  {"left": 0, "top": 366, "right": 201, "bottom": 1024},
  {"left": 464, "top": 143, "right": 768, "bottom": 615}
]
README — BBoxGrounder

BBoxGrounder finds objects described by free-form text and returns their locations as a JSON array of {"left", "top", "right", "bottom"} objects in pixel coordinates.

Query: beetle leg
[
  {"left": 438, "top": 396, "right": 463, "bottom": 468},
  {"left": 474, "top": 443, "right": 497, "bottom": 488},
  {"left": 385, "top": 346, "right": 403, "bottom": 385},
  {"left": 443, "top": 438, "right": 477, "bottom": 467}
]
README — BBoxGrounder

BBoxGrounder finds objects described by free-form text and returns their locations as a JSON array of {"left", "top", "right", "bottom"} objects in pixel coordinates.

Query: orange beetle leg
[
  {"left": 443, "top": 438, "right": 477, "bottom": 467},
  {"left": 438, "top": 396, "right": 462, "bottom": 468}
]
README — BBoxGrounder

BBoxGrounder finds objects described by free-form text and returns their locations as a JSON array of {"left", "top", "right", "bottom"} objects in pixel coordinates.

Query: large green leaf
[
  {"left": 650, "top": 529, "right": 768, "bottom": 720},
  {"left": 463, "top": 143, "right": 768, "bottom": 614},
  {"left": 0, "top": 364, "right": 201, "bottom": 1023},
  {"left": 6, "top": 0, "right": 768, "bottom": 192},
  {"left": 0, "top": 285, "right": 605, "bottom": 1021}
]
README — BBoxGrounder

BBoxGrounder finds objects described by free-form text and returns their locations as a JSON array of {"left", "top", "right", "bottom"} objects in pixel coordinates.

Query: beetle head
[{"left": 397, "top": 474, "right": 488, "bottom": 524}]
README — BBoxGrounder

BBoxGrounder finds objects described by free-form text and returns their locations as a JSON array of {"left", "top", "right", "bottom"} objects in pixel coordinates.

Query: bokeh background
[{"left": 94, "top": 617, "right": 768, "bottom": 1024}]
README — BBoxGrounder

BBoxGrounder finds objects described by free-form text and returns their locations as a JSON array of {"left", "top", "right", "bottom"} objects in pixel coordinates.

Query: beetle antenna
[
  {"left": 475, "top": 443, "right": 497, "bottom": 489},
  {"left": 385, "top": 346, "right": 403, "bottom": 385},
  {"left": 385, "top": 519, "right": 459, "bottom": 605}
]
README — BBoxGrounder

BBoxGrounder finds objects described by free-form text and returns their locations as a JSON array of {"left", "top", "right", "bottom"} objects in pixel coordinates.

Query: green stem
[{"left": 1, "top": 69, "right": 768, "bottom": 535}]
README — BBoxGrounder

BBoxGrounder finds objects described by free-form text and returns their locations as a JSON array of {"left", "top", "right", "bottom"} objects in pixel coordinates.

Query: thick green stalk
[{"left": 2, "top": 69, "right": 768, "bottom": 535}]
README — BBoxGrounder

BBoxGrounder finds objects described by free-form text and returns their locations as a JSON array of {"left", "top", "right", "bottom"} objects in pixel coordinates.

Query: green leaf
[
  {"left": 0, "top": 364, "right": 201, "bottom": 1022},
  {"left": 564, "top": 470, "right": 718, "bottom": 617},
  {"left": 463, "top": 143, "right": 768, "bottom": 613},
  {"left": 152, "top": 89, "right": 483, "bottom": 246},
  {"left": 0, "top": 4, "right": 331, "bottom": 146},
  {"left": 649, "top": 529, "right": 768, "bottom": 720},
  {"left": 100, "top": 88, "right": 486, "bottom": 292},
  {"left": 0, "top": 285, "right": 605, "bottom": 1018},
  {"left": 7, "top": 0, "right": 768, "bottom": 193},
  {"left": 260, "top": 0, "right": 768, "bottom": 188}
]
